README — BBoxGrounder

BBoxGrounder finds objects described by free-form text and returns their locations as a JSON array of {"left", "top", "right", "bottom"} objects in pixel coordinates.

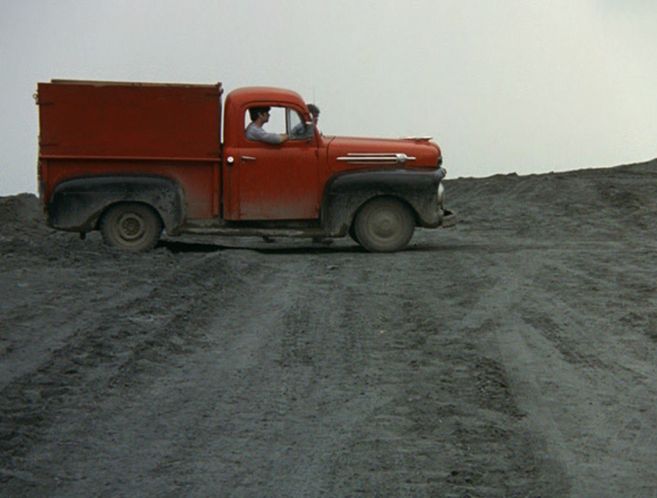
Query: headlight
[{"left": 437, "top": 182, "right": 445, "bottom": 206}]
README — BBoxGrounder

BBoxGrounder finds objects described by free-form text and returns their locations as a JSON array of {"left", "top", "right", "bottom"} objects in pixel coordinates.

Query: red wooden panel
[{"left": 38, "top": 80, "right": 222, "bottom": 160}]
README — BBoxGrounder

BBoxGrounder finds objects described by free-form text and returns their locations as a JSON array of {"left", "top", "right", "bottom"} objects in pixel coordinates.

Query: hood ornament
[{"left": 402, "top": 136, "right": 433, "bottom": 141}]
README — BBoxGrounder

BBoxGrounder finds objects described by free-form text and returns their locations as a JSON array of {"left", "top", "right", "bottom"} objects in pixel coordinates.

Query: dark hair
[
  {"left": 249, "top": 106, "right": 271, "bottom": 121},
  {"left": 307, "top": 104, "right": 320, "bottom": 117}
]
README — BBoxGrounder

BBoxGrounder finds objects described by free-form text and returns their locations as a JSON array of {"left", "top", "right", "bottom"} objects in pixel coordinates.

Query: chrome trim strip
[{"left": 336, "top": 152, "right": 416, "bottom": 164}]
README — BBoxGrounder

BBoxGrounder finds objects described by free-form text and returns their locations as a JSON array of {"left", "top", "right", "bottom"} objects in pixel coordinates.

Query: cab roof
[{"left": 226, "top": 86, "right": 306, "bottom": 107}]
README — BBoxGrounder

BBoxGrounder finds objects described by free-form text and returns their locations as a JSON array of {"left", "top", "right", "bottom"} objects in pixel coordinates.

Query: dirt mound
[
  {"left": 446, "top": 159, "right": 657, "bottom": 238},
  {"left": 4, "top": 158, "right": 655, "bottom": 240},
  {"left": 0, "top": 193, "right": 43, "bottom": 231},
  {"left": 2, "top": 158, "right": 657, "bottom": 497}
]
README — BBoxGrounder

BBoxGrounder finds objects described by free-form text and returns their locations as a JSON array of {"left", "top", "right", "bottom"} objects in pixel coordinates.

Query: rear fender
[{"left": 47, "top": 176, "right": 185, "bottom": 233}]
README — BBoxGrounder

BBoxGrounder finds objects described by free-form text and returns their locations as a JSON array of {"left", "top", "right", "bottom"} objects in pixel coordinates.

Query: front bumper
[{"left": 440, "top": 209, "right": 457, "bottom": 228}]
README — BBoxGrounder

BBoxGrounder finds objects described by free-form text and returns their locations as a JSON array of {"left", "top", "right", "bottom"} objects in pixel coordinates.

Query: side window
[
  {"left": 243, "top": 107, "right": 287, "bottom": 134},
  {"left": 265, "top": 107, "right": 287, "bottom": 134},
  {"left": 244, "top": 106, "right": 310, "bottom": 140},
  {"left": 288, "top": 109, "right": 312, "bottom": 140}
]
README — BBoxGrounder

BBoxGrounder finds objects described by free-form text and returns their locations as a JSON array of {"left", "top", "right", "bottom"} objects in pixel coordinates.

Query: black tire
[
  {"left": 100, "top": 203, "right": 162, "bottom": 252},
  {"left": 353, "top": 197, "right": 415, "bottom": 252}
]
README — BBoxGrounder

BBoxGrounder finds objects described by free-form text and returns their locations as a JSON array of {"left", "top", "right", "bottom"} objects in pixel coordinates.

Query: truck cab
[
  {"left": 221, "top": 87, "right": 324, "bottom": 222},
  {"left": 37, "top": 80, "right": 454, "bottom": 252}
]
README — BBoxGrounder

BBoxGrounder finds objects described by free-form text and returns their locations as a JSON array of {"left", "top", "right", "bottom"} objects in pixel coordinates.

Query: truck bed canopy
[{"left": 37, "top": 80, "right": 223, "bottom": 160}]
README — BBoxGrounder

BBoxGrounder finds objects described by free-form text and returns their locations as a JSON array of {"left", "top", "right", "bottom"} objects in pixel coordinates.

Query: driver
[{"left": 245, "top": 106, "right": 288, "bottom": 144}]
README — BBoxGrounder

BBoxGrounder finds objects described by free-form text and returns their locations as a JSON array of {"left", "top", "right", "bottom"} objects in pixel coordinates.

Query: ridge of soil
[{"left": 2, "top": 159, "right": 657, "bottom": 497}]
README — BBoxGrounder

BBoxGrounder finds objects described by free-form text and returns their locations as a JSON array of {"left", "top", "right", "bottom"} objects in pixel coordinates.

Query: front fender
[
  {"left": 47, "top": 176, "right": 185, "bottom": 233},
  {"left": 321, "top": 168, "right": 446, "bottom": 235}
]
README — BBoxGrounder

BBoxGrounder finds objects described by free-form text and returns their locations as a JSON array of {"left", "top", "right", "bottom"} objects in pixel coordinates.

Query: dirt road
[{"left": 2, "top": 160, "right": 657, "bottom": 497}]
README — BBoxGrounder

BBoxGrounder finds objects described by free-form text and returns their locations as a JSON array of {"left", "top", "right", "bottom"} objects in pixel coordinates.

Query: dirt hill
[{"left": 1, "top": 159, "right": 657, "bottom": 497}]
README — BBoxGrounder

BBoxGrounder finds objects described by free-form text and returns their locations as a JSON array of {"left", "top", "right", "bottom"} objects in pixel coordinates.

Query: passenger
[
  {"left": 291, "top": 104, "right": 320, "bottom": 139},
  {"left": 294, "top": 104, "right": 330, "bottom": 245},
  {"left": 307, "top": 104, "right": 320, "bottom": 128},
  {"left": 245, "top": 106, "right": 288, "bottom": 144}
]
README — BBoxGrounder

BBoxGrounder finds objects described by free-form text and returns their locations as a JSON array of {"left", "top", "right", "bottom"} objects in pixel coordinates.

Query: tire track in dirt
[
  {"left": 477, "top": 242, "right": 657, "bottom": 498},
  {"left": 223, "top": 238, "right": 559, "bottom": 497},
  {"left": 1, "top": 237, "right": 560, "bottom": 497},
  {"left": 0, "top": 245, "right": 243, "bottom": 491}
]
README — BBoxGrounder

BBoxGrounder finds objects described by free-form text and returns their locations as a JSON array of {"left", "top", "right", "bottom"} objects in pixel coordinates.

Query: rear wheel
[
  {"left": 100, "top": 203, "right": 162, "bottom": 252},
  {"left": 353, "top": 197, "right": 415, "bottom": 252}
]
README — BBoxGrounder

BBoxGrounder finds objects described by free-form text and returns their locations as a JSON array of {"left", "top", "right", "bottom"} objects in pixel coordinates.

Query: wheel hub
[
  {"left": 118, "top": 214, "right": 145, "bottom": 240},
  {"left": 371, "top": 212, "right": 399, "bottom": 239}
]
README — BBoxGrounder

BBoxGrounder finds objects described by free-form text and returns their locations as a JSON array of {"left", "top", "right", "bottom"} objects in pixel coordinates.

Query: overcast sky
[{"left": 1, "top": 0, "right": 656, "bottom": 195}]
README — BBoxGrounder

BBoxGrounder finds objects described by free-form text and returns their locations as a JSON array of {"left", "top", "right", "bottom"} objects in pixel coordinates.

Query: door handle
[{"left": 241, "top": 155, "right": 256, "bottom": 162}]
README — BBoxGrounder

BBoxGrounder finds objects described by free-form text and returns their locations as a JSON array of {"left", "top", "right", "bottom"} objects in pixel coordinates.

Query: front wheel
[
  {"left": 100, "top": 203, "right": 162, "bottom": 252},
  {"left": 348, "top": 224, "right": 359, "bottom": 244},
  {"left": 353, "top": 197, "right": 415, "bottom": 252}
]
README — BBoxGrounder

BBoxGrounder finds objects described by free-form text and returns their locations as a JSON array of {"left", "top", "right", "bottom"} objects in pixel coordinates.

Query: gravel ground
[{"left": 2, "top": 159, "right": 657, "bottom": 497}]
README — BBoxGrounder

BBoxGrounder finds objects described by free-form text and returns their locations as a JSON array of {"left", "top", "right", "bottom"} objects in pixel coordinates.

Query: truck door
[{"left": 223, "top": 106, "right": 320, "bottom": 221}]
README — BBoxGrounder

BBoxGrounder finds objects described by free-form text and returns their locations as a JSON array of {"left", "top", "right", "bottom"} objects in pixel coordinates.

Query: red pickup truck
[{"left": 36, "top": 80, "right": 455, "bottom": 252}]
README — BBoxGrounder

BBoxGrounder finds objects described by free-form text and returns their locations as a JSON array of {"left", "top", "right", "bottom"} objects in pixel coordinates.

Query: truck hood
[{"left": 324, "top": 136, "right": 442, "bottom": 173}]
